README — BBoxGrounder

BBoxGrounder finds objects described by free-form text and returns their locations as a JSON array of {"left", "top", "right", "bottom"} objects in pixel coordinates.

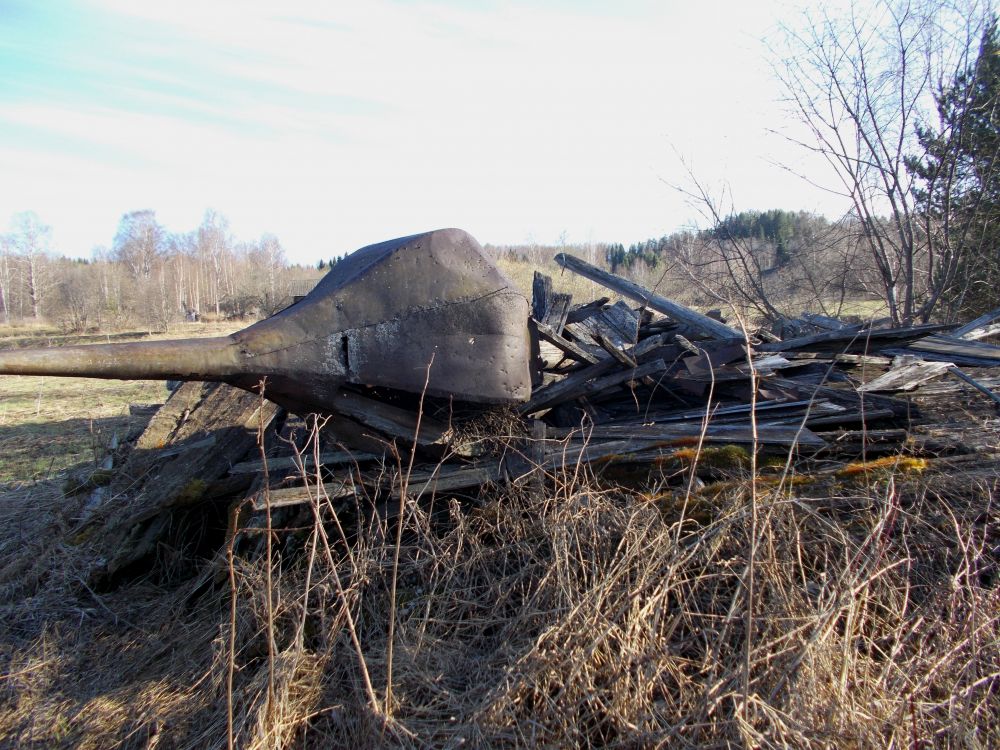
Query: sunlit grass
[{"left": 0, "top": 322, "right": 241, "bottom": 484}]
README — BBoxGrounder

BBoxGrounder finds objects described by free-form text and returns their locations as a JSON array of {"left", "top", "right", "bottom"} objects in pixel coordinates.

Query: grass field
[{"left": 0, "top": 322, "right": 239, "bottom": 484}]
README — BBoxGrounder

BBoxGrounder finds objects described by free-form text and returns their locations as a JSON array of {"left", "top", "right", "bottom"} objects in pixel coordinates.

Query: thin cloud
[{"left": 2, "top": 0, "right": 850, "bottom": 260}]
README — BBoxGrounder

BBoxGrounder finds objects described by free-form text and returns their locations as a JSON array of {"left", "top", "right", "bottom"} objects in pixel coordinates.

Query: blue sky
[{"left": 0, "top": 0, "right": 848, "bottom": 263}]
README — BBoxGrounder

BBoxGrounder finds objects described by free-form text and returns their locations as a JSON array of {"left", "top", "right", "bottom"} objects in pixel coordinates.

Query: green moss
[
  {"left": 175, "top": 478, "right": 208, "bottom": 505},
  {"left": 696, "top": 445, "right": 751, "bottom": 470}
]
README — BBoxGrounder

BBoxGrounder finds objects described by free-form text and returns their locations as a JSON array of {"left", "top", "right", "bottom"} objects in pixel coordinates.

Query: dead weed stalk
[{"left": 0, "top": 410, "right": 998, "bottom": 748}]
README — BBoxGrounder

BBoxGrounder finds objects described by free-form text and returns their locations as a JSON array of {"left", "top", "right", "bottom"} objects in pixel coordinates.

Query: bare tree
[
  {"left": 9, "top": 211, "right": 52, "bottom": 319},
  {"left": 252, "top": 233, "right": 286, "bottom": 314},
  {"left": 197, "top": 209, "right": 232, "bottom": 319},
  {"left": 113, "top": 210, "right": 164, "bottom": 281},
  {"left": 674, "top": 174, "right": 786, "bottom": 321},
  {"left": 48, "top": 258, "right": 99, "bottom": 332},
  {"left": 0, "top": 232, "right": 13, "bottom": 324},
  {"left": 112, "top": 210, "right": 172, "bottom": 328},
  {"left": 776, "top": 0, "right": 991, "bottom": 324}
]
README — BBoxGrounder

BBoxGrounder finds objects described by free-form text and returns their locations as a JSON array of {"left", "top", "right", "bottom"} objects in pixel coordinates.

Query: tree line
[
  {"left": 494, "top": 5, "right": 1000, "bottom": 328},
  {"left": 0, "top": 209, "right": 322, "bottom": 331},
  {"left": 629, "top": 3, "right": 1000, "bottom": 327},
  {"left": 772, "top": 1, "right": 1000, "bottom": 325}
]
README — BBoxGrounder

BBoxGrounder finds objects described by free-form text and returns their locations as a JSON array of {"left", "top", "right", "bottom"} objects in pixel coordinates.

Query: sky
[{"left": 0, "top": 0, "right": 851, "bottom": 265}]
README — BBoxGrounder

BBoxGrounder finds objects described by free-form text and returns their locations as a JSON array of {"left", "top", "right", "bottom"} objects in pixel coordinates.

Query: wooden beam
[
  {"left": 947, "top": 366, "right": 1000, "bottom": 407},
  {"left": 953, "top": 306, "right": 1000, "bottom": 339},
  {"left": 519, "top": 358, "right": 666, "bottom": 415},
  {"left": 554, "top": 252, "right": 742, "bottom": 339}
]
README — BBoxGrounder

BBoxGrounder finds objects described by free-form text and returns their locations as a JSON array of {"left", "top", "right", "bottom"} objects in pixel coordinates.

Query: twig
[
  {"left": 386, "top": 351, "right": 435, "bottom": 714},
  {"left": 257, "top": 380, "right": 277, "bottom": 721}
]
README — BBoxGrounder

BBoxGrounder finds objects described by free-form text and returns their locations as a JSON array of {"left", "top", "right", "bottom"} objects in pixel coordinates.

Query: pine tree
[{"left": 910, "top": 19, "right": 1000, "bottom": 317}]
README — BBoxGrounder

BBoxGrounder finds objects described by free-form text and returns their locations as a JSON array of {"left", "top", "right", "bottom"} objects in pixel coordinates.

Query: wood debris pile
[{"left": 75, "top": 254, "right": 1000, "bottom": 583}]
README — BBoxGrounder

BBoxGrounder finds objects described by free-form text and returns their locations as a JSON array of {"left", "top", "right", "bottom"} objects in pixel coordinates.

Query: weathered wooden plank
[
  {"left": 947, "top": 366, "right": 1000, "bottom": 407},
  {"left": 953, "top": 306, "right": 1000, "bottom": 339},
  {"left": 596, "top": 334, "right": 639, "bottom": 369},
  {"left": 532, "top": 271, "right": 572, "bottom": 335},
  {"left": 574, "top": 300, "right": 640, "bottom": 348},
  {"left": 255, "top": 474, "right": 359, "bottom": 510},
  {"left": 833, "top": 353, "right": 893, "bottom": 367},
  {"left": 395, "top": 464, "right": 502, "bottom": 498},
  {"left": 84, "top": 382, "right": 282, "bottom": 582},
  {"left": 518, "top": 357, "right": 618, "bottom": 414},
  {"left": 547, "top": 422, "right": 826, "bottom": 447},
  {"left": 520, "top": 358, "right": 667, "bottom": 414},
  {"left": 231, "top": 449, "right": 379, "bottom": 475},
  {"left": 631, "top": 332, "right": 674, "bottom": 358},
  {"left": 256, "top": 461, "right": 503, "bottom": 510},
  {"left": 763, "top": 376, "right": 911, "bottom": 416},
  {"left": 898, "top": 335, "right": 1000, "bottom": 365},
  {"left": 534, "top": 319, "right": 604, "bottom": 364},
  {"left": 616, "top": 398, "right": 827, "bottom": 425},
  {"left": 330, "top": 389, "right": 454, "bottom": 448},
  {"left": 765, "top": 408, "right": 896, "bottom": 428},
  {"left": 757, "top": 324, "right": 950, "bottom": 354},
  {"left": 133, "top": 434, "right": 217, "bottom": 459},
  {"left": 909, "top": 374, "right": 1000, "bottom": 396},
  {"left": 565, "top": 297, "right": 610, "bottom": 324},
  {"left": 959, "top": 322, "right": 1000, "bottom": 341},
  {"left": 554, "top": 253, "right": 742, "bottom": 339},
  {"left": 858, "top": 358, "right": 954, "bottom": 392}
]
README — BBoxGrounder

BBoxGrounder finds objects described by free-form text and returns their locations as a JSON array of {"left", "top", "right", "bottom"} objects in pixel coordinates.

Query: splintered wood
[{"left": 85, "top": 259, "right": 1000, "bottom": 578}]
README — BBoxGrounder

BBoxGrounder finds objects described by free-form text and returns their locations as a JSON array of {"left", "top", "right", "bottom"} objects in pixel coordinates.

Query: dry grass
[
  {"left": 0, "top": 316, "right": 997, "bottom": 748},
  {"left": 0, "top": 421, "right": 997, "bottom": 748},
  {"left": 495, "top": 255, "right": 892, "bottom": 330}
]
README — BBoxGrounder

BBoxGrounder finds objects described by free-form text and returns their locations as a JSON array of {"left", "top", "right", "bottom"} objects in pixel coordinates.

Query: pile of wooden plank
[{"left": 76, "top": 255, "right": 1000, "bottom": 581}]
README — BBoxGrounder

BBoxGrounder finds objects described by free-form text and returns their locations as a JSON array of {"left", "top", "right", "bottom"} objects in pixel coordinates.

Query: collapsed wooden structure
[{"left": 68, "top": 254, "right": 1000, "bottom": 583}]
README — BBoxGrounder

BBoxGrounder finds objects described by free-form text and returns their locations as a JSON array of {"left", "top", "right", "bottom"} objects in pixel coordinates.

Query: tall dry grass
[{"left": 1, "top": 418, "right": 997, "bottom": 748}]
